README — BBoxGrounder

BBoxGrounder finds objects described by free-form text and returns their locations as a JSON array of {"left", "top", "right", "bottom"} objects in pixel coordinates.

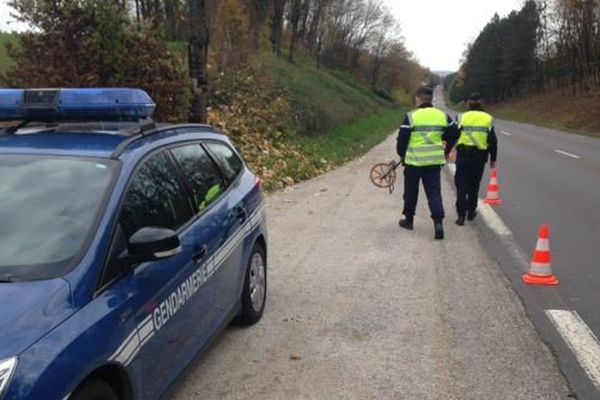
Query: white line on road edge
[
  {"left": 477, "top": 201, "right": 512, "bottom": 236},
  {"left": 554, "top": 149, "right": 581, "bottom": 159},
  {"left": 546, "top": 310, "right": 600, "bottom": 391},
  {"left": 445, "top": 113, "right": 600, "bottom": 392},
  {"left": 500, "top": 130, "right": 513, "bottom": 136},
  {"left": 446, "top": 163, "right": 511, "bottom": 236}
]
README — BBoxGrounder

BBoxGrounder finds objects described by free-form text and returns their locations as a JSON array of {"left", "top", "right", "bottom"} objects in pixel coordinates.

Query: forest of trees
[
  {"left": 448, "top": 0, "right": 600, "bottom": 104},
  {"left": 125, "top": 0, "right": 429, "bottom": 89},
  {"left": 3, "top": 0, "right": 431, "bottom": 122}
]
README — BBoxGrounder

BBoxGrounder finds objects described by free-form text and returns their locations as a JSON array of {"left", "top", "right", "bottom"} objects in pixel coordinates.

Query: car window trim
[
  {"left": 202, "top": 140, "right": 244, "bottom": 184},
  {"left": 94, "top": 146, "right": 196, "bottom": 294},
  {"left": 167, "top": 142, "right": 228, "bottom": 213},
  {"left": 164, "top": 141, "right": 240, "bottom": 228},
  {"left": 95, "top": 138, "right": 244, "bottom": 294},
  {"left": 198, "top": 142, "right": 231, "bottom": 186},
  {"left": 164, "top": 149, "right": 198, "bottom": 219}
]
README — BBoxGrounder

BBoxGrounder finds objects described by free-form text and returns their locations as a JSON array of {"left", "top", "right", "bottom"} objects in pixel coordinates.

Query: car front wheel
[{"left": 237, "top": 243, "right": 267, "bottom": 325}]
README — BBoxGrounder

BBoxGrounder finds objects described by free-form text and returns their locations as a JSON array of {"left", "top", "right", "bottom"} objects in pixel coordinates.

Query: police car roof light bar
[{"left": 0, "top": 88, "right": 156, "bottom": 123}]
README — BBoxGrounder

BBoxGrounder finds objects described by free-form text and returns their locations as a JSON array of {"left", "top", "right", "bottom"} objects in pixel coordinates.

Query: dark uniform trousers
[
  {"left": 403, "top": 165, "right": 444, "bottom": 221},
  {"left": 454, "top": 154, "right": 486, "bottom": 217}
]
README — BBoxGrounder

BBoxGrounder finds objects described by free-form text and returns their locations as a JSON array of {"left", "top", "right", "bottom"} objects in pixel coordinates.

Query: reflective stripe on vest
[
  {"left": 406, "top": 108, "right": 447, "bottom": 166},
  {"left": 458, "top": 111, "right": 493, "bottom": 150}
]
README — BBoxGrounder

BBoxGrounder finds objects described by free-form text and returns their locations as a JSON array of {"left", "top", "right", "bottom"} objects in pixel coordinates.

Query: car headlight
[{"left": 0, "top": 358, "right": 17, "bottom": 397}]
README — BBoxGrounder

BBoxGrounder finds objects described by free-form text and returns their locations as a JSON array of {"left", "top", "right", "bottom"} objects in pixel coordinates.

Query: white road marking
[
  {"left": 554, "top": 149, "right": 580, "bottom": 159},
  {"left": 478, "top": 200, "right": 511, "bottom": 236},
  {"left": 445, "top": 163, "right": 511, "bottom": 236},
  {"left": 442, "top": 109, "right": 600, "bottom": 393},
  {"left": 546, "top": 310, "right": 600, "bottom": 391}
]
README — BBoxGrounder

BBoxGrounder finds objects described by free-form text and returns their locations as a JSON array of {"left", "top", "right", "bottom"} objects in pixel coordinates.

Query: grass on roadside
[
  {"left": 274, "top": 108, "right": 404, "bottom": 184},
  {"left": 297, "top": 108, "right": 403, "bottom": 164},
  {"left": 268, "top": 54, "right": 393, "bottom": 136}
]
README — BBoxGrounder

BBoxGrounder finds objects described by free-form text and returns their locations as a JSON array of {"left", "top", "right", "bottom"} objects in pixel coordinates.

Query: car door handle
[
  {"left": 234, "top": 207, "right": 247, "bottom": 222},
  {"left": 193, "top": 245, "right": 207, "bottom": 262}
]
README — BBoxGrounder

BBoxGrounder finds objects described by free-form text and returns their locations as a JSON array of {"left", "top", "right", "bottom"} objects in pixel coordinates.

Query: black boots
[
  {"left": 456, "top": 210, "right": 476, "bottom": 225},
  {"left": 434, "top": 221, "right": 444, "bottom": 240},
  {"left": 398, "top": 218, "right": 414, "bottom": 230},
  {"left": 400, "top": 218, "right": 444, "bottom": 240}
]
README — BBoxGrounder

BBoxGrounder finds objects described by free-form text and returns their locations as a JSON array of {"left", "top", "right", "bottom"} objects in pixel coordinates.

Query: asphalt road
[
  {"left": 436, "top": 89, "right": 600, "bottom": 398},
  {"left": 168, "top": 134, "right": 568, "bottom": 399}
]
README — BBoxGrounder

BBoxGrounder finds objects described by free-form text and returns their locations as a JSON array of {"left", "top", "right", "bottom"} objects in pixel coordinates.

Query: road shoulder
[{"left": 170, "top": 134, "right": 569, "bottom": 400}]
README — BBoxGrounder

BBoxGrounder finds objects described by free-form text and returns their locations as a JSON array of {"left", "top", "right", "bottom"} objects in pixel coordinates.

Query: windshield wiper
[
  {"left": 0, "top": 274, "right": 19, "bottom": 283},
  {"left": 0, "top": 120, "right": 58, "bottom": 135}
]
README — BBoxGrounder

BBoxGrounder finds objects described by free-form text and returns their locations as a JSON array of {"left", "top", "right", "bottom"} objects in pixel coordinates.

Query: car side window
[
  {"left": 205, "top": 142, "right": 243, "bottom": 183},
  {"left": 120, "top": 151, "right": 192, "bottom": 239},
  {"left": 171, "top": 144, "right": 225, "bottom": 214}
]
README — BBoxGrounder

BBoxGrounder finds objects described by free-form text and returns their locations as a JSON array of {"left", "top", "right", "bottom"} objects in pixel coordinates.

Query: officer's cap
[
  {"left": 468, "top": 92, "right": 482, "bottom": 101},
  {"left": 416, "top": 86, "right": 433, "bottom": 97}
]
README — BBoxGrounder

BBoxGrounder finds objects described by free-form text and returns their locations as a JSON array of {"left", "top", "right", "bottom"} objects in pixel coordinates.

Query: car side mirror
[{"left": 127, "top": 227, "right": 182, "bottom": 264}]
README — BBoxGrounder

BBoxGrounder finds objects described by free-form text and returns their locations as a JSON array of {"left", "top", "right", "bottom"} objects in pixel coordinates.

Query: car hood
[{"left": 0, "top": 278, "right": 73, "bottom": 360}]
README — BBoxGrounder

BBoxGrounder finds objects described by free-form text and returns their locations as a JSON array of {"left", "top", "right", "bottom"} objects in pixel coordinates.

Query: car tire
[
  {"left": 237, "top": 243, "right": 267, "bottom": 325},
  {"left": 70, "top": 379, "right": 119, "bottom": 400}
]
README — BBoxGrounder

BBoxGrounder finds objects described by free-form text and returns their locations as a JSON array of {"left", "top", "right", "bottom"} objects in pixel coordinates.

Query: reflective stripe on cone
[
  {"left": 483, "top": 169, "right": 503, "bottom": 205},
  {"left": 523, "top": 225, "right": 559, "bottom": 286}
]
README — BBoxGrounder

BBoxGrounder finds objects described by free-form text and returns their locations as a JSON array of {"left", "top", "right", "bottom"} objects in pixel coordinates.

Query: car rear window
[{"left": 205, "top": 142, "right": 243, "bottom": 182}]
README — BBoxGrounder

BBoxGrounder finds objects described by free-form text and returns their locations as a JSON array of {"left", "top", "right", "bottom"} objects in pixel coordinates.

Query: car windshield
[{"left": 0, "top": 154, "right": 116, "bottom": 279}]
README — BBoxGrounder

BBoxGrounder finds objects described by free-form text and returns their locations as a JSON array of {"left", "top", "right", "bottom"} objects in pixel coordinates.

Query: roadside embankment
[
  {"left": 489, "top": 91, "right": 600, "bottom": 138},
  {"left": 208, "top": 54, "right": 405, "bottom": 191}
]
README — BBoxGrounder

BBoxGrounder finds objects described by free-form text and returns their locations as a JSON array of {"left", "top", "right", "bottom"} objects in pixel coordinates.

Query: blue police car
[{"left": 0, "top": 88, "right": 267, "bottom": 400}]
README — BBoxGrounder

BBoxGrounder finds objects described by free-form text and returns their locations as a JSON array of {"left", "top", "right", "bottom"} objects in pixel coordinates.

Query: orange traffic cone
[
  {"left": 483, "top": 169, "right": 503, "bottom": 205},
  {"left": 522, "top": 225, "right": 559, "bottom": 286}
]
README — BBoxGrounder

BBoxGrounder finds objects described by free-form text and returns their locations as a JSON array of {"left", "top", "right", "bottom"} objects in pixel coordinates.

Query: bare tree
[
  {"left": 249, "top": 0, "right": 272, "bottom": 52},
  {"left": 349, "top": 0, "right": 383, "bottom": 71},
  {"left": 188, "top": 0, "right": 210, "bottom": 123},
  {"left": 271, "top": 0, "right": 286, "bottom": 54},
  {"left": 306, "top": 0, "right": 331, "bottom": 52},
  {"left": 287, "top": 0, "right": 303, "bottom": 62},
  {"left": 370, "top": 11, "right": 396, "bottom": 86}
]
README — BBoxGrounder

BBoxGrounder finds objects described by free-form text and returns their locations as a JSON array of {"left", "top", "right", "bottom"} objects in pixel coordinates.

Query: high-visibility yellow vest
[
  {"left": 405, "top": 107, "right": 447, "bottom": 167},
  {"left": 457, "top": 110, "right": 493, "bottom": 150},
  {"left": 198, "top": 184, "right": 222, "bottom": 211}
]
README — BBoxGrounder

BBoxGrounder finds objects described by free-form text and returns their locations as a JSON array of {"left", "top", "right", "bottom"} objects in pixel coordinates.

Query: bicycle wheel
[{"left": 370, "top": 163, "right": 396, "bottom": 188}]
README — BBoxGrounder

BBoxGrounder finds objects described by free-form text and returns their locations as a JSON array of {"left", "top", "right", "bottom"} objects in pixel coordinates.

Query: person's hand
[{"left": 490, "top": 161, "right": 496, "bottom": 169}]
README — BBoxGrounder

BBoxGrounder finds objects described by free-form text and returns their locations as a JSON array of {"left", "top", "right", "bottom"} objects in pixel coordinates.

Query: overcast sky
[
  {"left": 385, "top": 0, "right": 523, "bottom": 72},
  {"left": 0, "top": 0, "right": 26, "bottom": 32},
  {"left": 0, "top": 0, "right": 523, "bottom": 72}
]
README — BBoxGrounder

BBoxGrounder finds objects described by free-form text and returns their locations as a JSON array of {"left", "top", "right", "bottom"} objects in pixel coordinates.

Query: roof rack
[
  {"left": 110, "top": 123, "right": 215, "bottom": 158},
  {"left": 0, "top": 120, "right": 35, "bottom": 135},
  {"left": 0, "top": 117, "right": 157, "bottom": 136}
]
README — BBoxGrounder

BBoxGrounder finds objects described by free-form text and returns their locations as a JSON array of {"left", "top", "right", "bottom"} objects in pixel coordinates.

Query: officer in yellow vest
[
  {"left": 397, "top": 86, "right": 459, "bottom": 240},
  {"left": 454, "top": 92, "right": 498, "bottom": 225}
]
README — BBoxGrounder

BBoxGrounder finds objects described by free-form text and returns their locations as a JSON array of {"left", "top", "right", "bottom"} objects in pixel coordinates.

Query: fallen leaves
[{"left": 207, "top": 65, "right": 332, "bottom": 191}]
